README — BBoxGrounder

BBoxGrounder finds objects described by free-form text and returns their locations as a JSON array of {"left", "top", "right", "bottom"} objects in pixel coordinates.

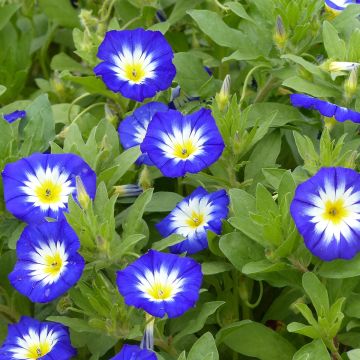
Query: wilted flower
[
  {"left": 290, "top": 93, "right": 360, "bottom": 123},
  {"left": 157, "top": 187, "right": 229, "bottom": 254},
  {"left": 111, "top": 344, "right": 157, "bottom": 360},
  {"left": 3, "top": 110, "right": 26, "bottom": 123},
  {"left": 118, "top": 101, "right": 168, "bottom": 165},
  {"left": 116, "top": 249, "right": 203, "bottom": 318},
  {"left": 291, "top": 167, "right": 360, "bottom": 261},
  {"left": 2, "top": 153, "right": 97, "bottom": 224},
  {"left": 9, "top": 221, "right": 84, "bottom": 303},
  {"left": 0, "top": 316, "right": 76, "bottom": 359},
  {"left": 141, "top": 108, "right": 225, "bottom": 178},
  {"left": 94, "top": 29, "right": 176, "bottom": 102}
]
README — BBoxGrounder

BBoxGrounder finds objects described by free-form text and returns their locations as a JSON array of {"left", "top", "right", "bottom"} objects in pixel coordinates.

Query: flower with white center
[
  {"left": 141, "top": 108, "right": 225, "bottom": 178},
  {"left": 157, "top": 187, "right": 229, "bottom": 254},
  {"left": 290, "top": 167, "right": 360, "bottom": 261},
  {"left": 0, "top": 316, "right": 76, "bottom": 360},
  {"left": 325, "top": 0, "right": 360, "bottom": 12},
  {"left": 94, "top": 29, "right": 176, "bottom": 102},
  {"left": 9, "top": 221, "right": 84, "bottom": 303},
  {"left": 118, "top": 101, "right": 168, "bottom": 165},
  {"left": 2, "top": 153, "right": 96, "bottom": 224},
  {"left": 116, "top": 250, "right": 202, "bottom": 318},
  {"left": 290, "top": 93, "right": 360, "bottom": 123},
  {"left": 110, "top": 344, "right": 157, "bottom": 360}
]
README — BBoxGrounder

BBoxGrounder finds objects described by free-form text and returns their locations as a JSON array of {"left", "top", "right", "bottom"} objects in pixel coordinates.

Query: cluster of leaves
[{"left": 1, "top": 0, "right": 360, "bottom": 359}]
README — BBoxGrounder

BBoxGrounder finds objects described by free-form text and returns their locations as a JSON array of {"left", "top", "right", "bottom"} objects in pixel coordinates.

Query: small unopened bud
[
  {"left": 138, "top": 166, "right": 153, "bottom": 190},
  {"left": 141, "top": 314, "right": 155, "bottom": 350},
  {"left": 79, "top": 9, "right": 98, "bottom": 29},
  {"left": 233, "top": 131, "right": 242, "bottom": 155},
  {"left": 113, "top": 184, "right": 143, "bottom": 197},
  {"left": 344, "top": 67, "right": 358, "bottom": 100},
  {"left": 323, "top": 116, "right": 337, "bottom": 131},
  {"left": 105, "top": 104, "right": 118, "bottom": 126},
  {"left": 329, "top": 61, "right": 360, "bottom": 72},
  {"left": 273, "top": 15, "right": 287, "bottom": 50},
  {"left": 76, "top": 176, "right": 90, "bottom": 210},
  {"left": 215, "top": 75, "right": 231, "bottom": 111}
]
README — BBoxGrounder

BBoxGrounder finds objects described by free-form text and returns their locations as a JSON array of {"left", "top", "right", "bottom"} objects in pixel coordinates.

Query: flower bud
[
  {"left": 329, "top": 61, "right": 360, "bottom": 72},
  {"left": 323, "top": 116, "right": 337, "bottom": 131},
  {"left": 113, "top": 184, "right": 143, "bottom": 197},
  {"left": 76, "top": 176, "right": 90, "bottom": 210},
  {"left": 138, "top": 166, "right": 153, "bottom": 190},
  {"left": 215, "top": 75, "right": 231, "bottom": 111},
  {"left": 344, "top": 66, "right": 358, "bottom": 100},
  {"left": 273, "top": 15, "right": 287, "bottom": 50}
]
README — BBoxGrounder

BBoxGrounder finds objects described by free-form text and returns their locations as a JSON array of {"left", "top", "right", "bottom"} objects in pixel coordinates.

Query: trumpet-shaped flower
[
  {"left": 116, "top": 250, "right": 202, "bottom": 318},
  {"left": 9, "top": 221, "right": 84, "bottom": 303},
  {"left": 111, "top": 345, "right": 157, "bottom": 360},
  {"left": 2, "top": 153, "right": 96, "bottom": 224},
  {"left": 94, "top": 29, "right": 176, "bottom": 102},
  {"left": 157, "top": 187, "right": 229, "bottom": 254},
  {"left": 141, "top": 108, "right": 225, "bottom": 178},
  {"left": 290, "top": 93, "right": 360, "bottom": 123},
  {"left": 291, "top": 167, "right": 360, "bottom": 261},
  {"left": 118, "top": 101, "right": 168, "bottom": 165},
  {"left": 3, "top": 110, "right": 26, "bottom": 123},
  {"left": 0, "top": 316, "right": 76, "bottom": 360}
]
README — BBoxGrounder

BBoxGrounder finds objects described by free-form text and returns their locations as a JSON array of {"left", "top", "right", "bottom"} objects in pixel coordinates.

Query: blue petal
[
  {"left": 111, "top": 344, "right": 157, "bottom": 360},
  {"left": 3, "top": 110, "right": 26, "bottom": 123}
]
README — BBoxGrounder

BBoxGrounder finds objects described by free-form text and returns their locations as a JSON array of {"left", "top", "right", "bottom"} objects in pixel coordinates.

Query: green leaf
[
  {"left": 174, "top": 302, "right": 224, "bottom": 343},
  {"left": 167, "top": 0, "right": 203, "bottom": 25},
  {"left": 38, "top": 0, "right": 80, "bottom": 28},
  {"left": 302, "top": 272, "right": 329, "bottom": 317},
  {"left": 319, "top": 253, "right": 360, "bottom": 278},
  {"left": 225, "top": 2, "right": 254, "bottom": 22},
  {"left": 0, "top": 85, "right": 6, "bottom": 96},
  {"left": 47, "top": 316, "right": 101, "bottom": 334},
  {"left": 217, "top": 321, "right": 296, "bottom": 360},
  {"left": 322, "top": 21, "right": 346, "bottom": 59},
  {"left": 0, "top": 4, "right": 20, "bottom": 31},
  {"left": 282, "top": 54, "right": 326, "bottom": 79},
  {"left": 152, "top": 234, "right": 184, "bottom": 251},
  {"left": 293, "top": 339, "right": 330, "bottom": 360},
  {"left": 188, "top": 332, "right": 219, "bottom": 360},
  {"left": 287, "top": 322, "right": 320, "bottom": 339},
  {"left": 201, "top": 261, "right": 233, "bottom": 275},
  {"left": 145, "top": 191, "right": 183, "bottom": 212},
  {"left": 348, "top": 349, "right": 360, "bottom": 360},
  {"left": 51, "top": 53, "right": 92, "bottom": 74}
]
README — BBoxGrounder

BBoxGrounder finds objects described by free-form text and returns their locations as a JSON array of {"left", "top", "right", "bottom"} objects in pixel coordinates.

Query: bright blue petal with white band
[
  {"left": 290, "top": 93, "right": 360, "bottom": 123},
  {"left": 140, "top": 108, "right": 225, "bottom": 178},
  {"left": 325, "top": 0, "right": 359, "bottom": 10},
  {"left": 291, "top": 167, "right": 360, "bottom": 261},
  {"left": 116, "top": 250, "right": 202, "bottom": 318},
  {"left": 156, "top": 187, "right": 229, "bottom": 254},
  {"left": 118, "top": 101, "right": 168, "bottom": 165},
  {"left": 2, "top": 153, "right": 96, "bottom": 224},
  {"left": 111, "top": 344, "right": 157, "bottom": 360},
  {"left": 0, "top": 316, "right": 76, "bottom": 360},
  {"left": 9, "top": 221, "right": 85, "bottom": 303},
  {"left": 94, "top": 29, "right": 176, "bottom": 102}
]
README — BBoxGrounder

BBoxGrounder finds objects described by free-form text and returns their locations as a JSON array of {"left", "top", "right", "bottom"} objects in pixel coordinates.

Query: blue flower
[
  {"left": 94, "top": 29, "right": 176, "bottom": 102},
  {"left": 0, "top": 316, "right": 76, "bottom": 360},
  {"left": 290, "top": 93, "right": 360, "bottom": 123},
  {"left": 156, "top": 187, "right": 229, "bottom": 254},
  {"left": 290, "top": 167, "right": 360, "bottom": 261},
  {"left": 9, "top": 221, "right": 84, "bottom": 303},
  {"left": 2, "top": 153, "right": 97, "bottom": 224},
  {"left": 118, "top": 101, "right": 168, "bottom": 165},
  {"left": 325, "top": 0, "right": 359, "bottom": 11},
  {"left": 116, "top": 249, "right": 203, "bottom": 318},
  {"left": 3, "top": 110, "right": 26, "bottom": 123},
  {"left": 111, "top": 345, "right": 157, "bottom": 360},
  {"left": 140, "top": 108, "right": 225, "bottom": 178}
]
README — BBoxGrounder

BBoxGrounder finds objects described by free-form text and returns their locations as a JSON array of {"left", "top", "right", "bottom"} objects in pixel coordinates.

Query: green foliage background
[{"left": 1, "top": 0, "right": 360, "bottom": 359}]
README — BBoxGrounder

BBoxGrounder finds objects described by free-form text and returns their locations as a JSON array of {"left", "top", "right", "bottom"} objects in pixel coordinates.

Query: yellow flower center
[
  {"left": 26, "top": 342, "right": 51, "bottom": 359},
  {"left": 173, "top": 140, "right": 198, "bottom": 159},
  {"left": 44, "top": 251, "right": 63, "bottom": 277},
  {"left": 124, "top": 62, "right": 146, "bottom": 83},
  {"left": 35, "top": 180, "right": 62, "bottom": 204},
  {"left": 147, "top": 282, "right": 173, "bottom": 300},
  {"left": 186, "top": 212, "right": 205, "bottom": 229},
  {"left": 322, "top": 199, "right": 349, "bottom": 225}
]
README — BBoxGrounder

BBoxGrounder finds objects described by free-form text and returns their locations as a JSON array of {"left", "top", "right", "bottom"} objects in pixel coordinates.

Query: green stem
[
  {"left": 39, "top": 23, "right": 58, "bottom": 79},
  {"left": 72, "top": 102, "right": 106, "bottom": 123},
  {"left": 254, "top": 75, "right": 280, "bottom": 103},
  {"left": 67, "top": 92, "right": 91, "bottom": 123}
]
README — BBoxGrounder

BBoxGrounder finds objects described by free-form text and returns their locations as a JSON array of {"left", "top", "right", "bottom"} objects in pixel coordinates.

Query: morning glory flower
[
  {"left": 118, "top": 101, "right": 168, "bottom": 165},
  {"left": 141, "top": 108, "right": 225, "bottom": 178},
  {"left": 0, "top": 316, "right": 76, "bottom": 360},
  {"left": 94, "top": 29, "right": 176, "bottom": 102},
  {"left": 156, "top": 187, "right": 229, "bottom": 254},
  {"left": 325, "top": 0, "right": 360, "bottom": 11},
  {"left": 111, "top": 345, "right": 157, "bottom": 360},
  {"left": 116, "top": 249, "right": 202, "bottom": 318},
  {"left": 290, "top": 93, "right": 360, "bottom": 123},
  {"left": 3, "top": 110, "right": 26, "bottom": 123},
  {"left": 9, "top": 221, "right": 84, "bottom": 303},
  {"left": 2, "top": 153, "right": 97, "bottom": 224},
  {"left": 290, "top": 167, "right": 360, "bottom": 261}
]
